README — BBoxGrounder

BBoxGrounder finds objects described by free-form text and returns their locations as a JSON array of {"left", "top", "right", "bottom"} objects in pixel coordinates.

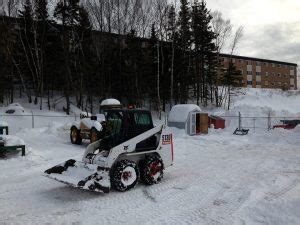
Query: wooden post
[
  {"left": 238, "top": 112, "right": 242, "bottom": 130},
  {"left": 31, "top": 111, "right": 34, "bottom": 128}
]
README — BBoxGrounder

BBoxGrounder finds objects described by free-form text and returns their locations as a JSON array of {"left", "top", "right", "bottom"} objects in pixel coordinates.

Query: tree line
[{"left": 0, "top": 0, "right": 243, "bottom": 114}]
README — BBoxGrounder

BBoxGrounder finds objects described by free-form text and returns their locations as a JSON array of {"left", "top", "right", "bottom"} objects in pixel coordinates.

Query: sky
[{"left": 204, "top": 0, "right": 300, "bottom": 73}]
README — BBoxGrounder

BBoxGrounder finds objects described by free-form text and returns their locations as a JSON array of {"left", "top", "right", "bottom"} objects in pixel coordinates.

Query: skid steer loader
[{"left": 44, "top": 109, "right": 174, "bottom": 193}]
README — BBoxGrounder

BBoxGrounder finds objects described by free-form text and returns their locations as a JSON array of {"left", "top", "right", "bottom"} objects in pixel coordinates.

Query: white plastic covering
[
  {"left": 100, "top": 99, "right": 121, "bottom": 106},
  {"left": 168, "top": 104, "right": 201, "bottom": 123}
]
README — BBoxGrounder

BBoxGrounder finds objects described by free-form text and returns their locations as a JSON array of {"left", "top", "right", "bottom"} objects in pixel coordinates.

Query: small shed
[
  {"left": 168, "top": 104, "right": 206, "bottom": 135},
  {"left": 209, "top": 115, "right": 226, "bottom": 129}
]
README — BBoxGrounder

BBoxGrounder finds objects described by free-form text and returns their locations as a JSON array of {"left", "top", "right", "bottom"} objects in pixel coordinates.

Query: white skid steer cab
[{"left": 45, "top": 109, "right": 174, "bottom": 193}]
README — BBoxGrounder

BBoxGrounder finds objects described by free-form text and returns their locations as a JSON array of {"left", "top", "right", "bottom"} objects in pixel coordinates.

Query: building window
[
  {"left": 247, "top": 81, "right": 253, "bottom": 85},
  {"left": 278, "top": 82, "right": 282, "bottom": 86},
  {"left": 265, "top": 72, "right": 269, "bottom": 76},
  {"left": 284, "top": 82, "right": 288, "bottom": 86},
  {"left": 290, "top": 66, "right": 294, "bottom": 70},
  {"left": 278, "top": 73, "right": 281, "bottom": 77},
  {"left": 272, "top": 63, "right": 275, "bottom": 67},
  {"left": 290, "top": 75, "right": 294, "bottom": 78},
  {"left": 247, "top": 60, "right": 252, "bottom": 65},
  {"left": 256, "top": 72, "right": 261, "bottom": 76},
  {"left": 265, "top": 81, "right": 269, "bottom": 85},
  {"left": 277, "top": 64, "right": 281, "bottom": 68},
  {"left": 256, "top": 61, "right": 261, "bottom": 66},
  {"left": 271, "top": 82, "right": 275, "bottom": 86},
  {"left": 239, "top": 59, "right": 244, "bottom": 64},
  {"left": 232, "top": 58, "right": 236, "bottom": 63},
  {"left": 264, "top": 62, "right": 268, "bottom": 67},
  {"left": 272, "top": 73, "right": 276, "bottom": 76},
  {"left": 240, "top": 70, "right": 244, "bottom": 75},
  {"left": 247, "top": 71, "right": 253, "bottom": 75},
  {"left": 283, "top": 74, "right": 287, "bottom": 78},
  {"left": 256, "top": 81, "right": 261, "bottom": 85},
  {"left": 224, "top": 57, "right": 228, "bottom": 62}
]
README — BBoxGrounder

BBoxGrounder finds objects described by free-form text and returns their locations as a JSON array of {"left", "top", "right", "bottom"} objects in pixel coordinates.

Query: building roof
[{"left": 220, "top": 53, "right": 297, "bottom": 67}]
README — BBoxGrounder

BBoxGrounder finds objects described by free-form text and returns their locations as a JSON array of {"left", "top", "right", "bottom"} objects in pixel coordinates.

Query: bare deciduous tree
[{"left": 211, "top": 10, "right": 232, "bottom": 107}]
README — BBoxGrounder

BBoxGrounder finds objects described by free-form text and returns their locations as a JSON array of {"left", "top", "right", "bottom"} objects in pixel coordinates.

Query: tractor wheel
[
  {"left": 70, "top": 126, "right": 82, "bottom": 145},
  {"left": 90, "top": 128, "right": 100, "bottom": 143},
  {"left": 140, "top": 155, "right": 164, "bottom": 185},
  {"left": 111, "top": 160, "right": 139, "bottom": 192}
]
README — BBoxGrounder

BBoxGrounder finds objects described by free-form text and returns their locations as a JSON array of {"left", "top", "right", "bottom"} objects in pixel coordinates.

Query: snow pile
[
  {"left": 74, "top": 118, "right": 103, "bottom": 131},
  {"left": 101, "top": 98, "right": 121, "bottom": 106},
  {"left": 0, "top": 121, "right": 8, "bottom": 127},
  {"left": 233, "top": 88, "right": 300, "bottom": 116},
  {"left": 0, "top": 135, "right": 25, "bottom": 146},
  {"left": 168, "top": 104, "right": 201, "bottom": 123},
  {"left": 4, "top": 103, "right": 26, "bottom": 115},
  {"left": 96, "top": 114, "right": 105, "bottom": 121},
  {"left": 69, "top": 104, "right": 85, "bottom": 116},
  {"left": 293, "top": 124, "right": 300, "bottom": 133}
]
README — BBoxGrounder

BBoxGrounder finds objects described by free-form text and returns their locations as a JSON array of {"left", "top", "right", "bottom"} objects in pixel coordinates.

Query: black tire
[
  {"left": 90, "top": 128, "right": 100, "bottom": 143},
  {"left": 111, "top": 160, "right": 139, "bottom": 192},
  {"left": 140, "top": 155, "right": 164, "bottom": 185},
  {"left": 70, "top": 126, "right": 82, "bottom": 145}
]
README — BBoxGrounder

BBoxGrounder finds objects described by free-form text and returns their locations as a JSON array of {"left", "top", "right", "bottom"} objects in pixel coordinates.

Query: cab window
[{"left": 134, "top": 113, "right": 152, "bottom": 126}]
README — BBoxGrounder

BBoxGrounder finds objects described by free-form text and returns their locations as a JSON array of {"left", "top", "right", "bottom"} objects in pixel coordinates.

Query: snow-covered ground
[{"left": 0, "top": 89, "right": 300, "bottom": 225}]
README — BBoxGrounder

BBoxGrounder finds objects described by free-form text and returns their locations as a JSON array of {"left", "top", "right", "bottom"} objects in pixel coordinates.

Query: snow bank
[
  {"left": 293, "top": 125, "right": 300, "bottom": 133},
  {"left": 0, "top": 135, "right": 25, "bottom": 146},
  {"left": 168, "top": 104, "right": 201, "bottom": 123},
  {"left": 0, "top": 121, "right": 8, "bottom": 127},
  {"left": 69, "top": 104, "right": 85, "bottom": 116},
  {"left": 5, "top": 103, "right": 26, "bottom": 115},
  {"left": 101, "top": 98, "right": 121, "bottom": 106},
  {"left": 233, "top": 88, "right": 300, "bottom": 116}
]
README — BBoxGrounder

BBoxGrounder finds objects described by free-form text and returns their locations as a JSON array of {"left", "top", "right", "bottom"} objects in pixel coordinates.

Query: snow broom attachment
[{"left": 44, "top": 159, "right": 111, "bottom": 193}]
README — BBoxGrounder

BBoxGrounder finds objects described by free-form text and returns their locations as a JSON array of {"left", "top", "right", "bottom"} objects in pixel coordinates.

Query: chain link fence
[
  {"left": 222, "top": 113, "right": 299, "bottom": 132},
  {"left": 0, "top": 113, "right": 78, "bottom": 134},
  {"left": 1, "top": 111, "right": 299, "bottom": 135}
]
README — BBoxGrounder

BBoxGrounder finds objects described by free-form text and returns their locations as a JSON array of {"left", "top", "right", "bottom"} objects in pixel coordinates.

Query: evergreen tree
[
  {"left": 34, "top": 0, "right": 50, "bottom": 109},
  {"left": 78, "top": 6, "right": 97, "bottom": 112},
  {"left": 0, "top": 21, "right": 16, "bottom": 103},
  {"left": 191, "top": 0, "right": 217, "bottom": 106},
  {"left": 167, "top": 4, "right": 176, "bottom": 108},
  {"left": 223, "top": 61, "right": 243, "bottom": 109},
  {"left": 176, "top": 0, "right": 192, "bottom": 104},
  {"left": 148, "top": 23, "right": 159, "bottom": 104},
  {"left": 18, "top": 0, "right": 35, "bottom": 103},
  {"left": 35, "top": 0, "right": 48, "bottom": 20},
  {"left": 54, "top": 0, "right": 81, "bottom": 114}
]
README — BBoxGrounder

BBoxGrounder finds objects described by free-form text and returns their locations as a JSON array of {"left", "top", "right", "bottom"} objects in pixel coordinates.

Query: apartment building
[{"left": 220, "top": 54, "right": 298, "bottom": 90}]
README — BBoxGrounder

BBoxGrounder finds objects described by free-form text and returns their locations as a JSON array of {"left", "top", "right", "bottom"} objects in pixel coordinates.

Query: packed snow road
[{"left": 0, "top": 123, "right": 299, "bottom": 225}]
